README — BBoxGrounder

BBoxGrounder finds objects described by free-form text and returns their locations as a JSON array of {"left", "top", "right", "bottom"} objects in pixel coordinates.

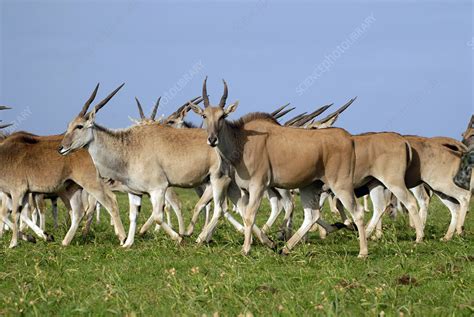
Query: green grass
[{"left": 1, "top": 190, "right": 473, "bottom": 316}]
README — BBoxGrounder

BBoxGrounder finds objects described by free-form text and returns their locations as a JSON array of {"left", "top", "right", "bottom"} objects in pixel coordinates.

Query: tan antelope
[
  {"left": 301, "top": 106, "right": 469, "bottom": 242},
  {"left": 0, "top": 130, "right": 126, "bottom": 248},
  {"left": 0, "top": 107, "right": 55, "bottom": 242},
  {"left": 59, "top": 84, "right": 273, "bottom": 249},
  {"left": 373, "top": 136, "right": 471, "bottom": 240},
  {"left": 188, "top": 78, "right": 367, "bottom": 257},
  {"left": 337, "top": 135, "right": 471, "bottom": 241},
  {"left": 395, "top": 136, "right": 470, "bottom": 240},
  {"left": 83, "top": 97, "right": 198, "bottom": 240},
  {"left": 291, "top": 101, "right": 425, "bottom": 243},
  {"left": 131, "top": 97, "right": 184, "bottom": 234}
]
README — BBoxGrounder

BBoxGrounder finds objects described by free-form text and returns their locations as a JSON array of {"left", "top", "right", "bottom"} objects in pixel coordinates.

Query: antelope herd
[{"left": 0, "top": 78, "right": 472, "bottom": 258}]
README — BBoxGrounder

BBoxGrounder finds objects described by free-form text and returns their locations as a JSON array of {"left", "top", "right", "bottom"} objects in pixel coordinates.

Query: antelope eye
[
  {"left": 202, "top": 114, "right": 207, "bottom": 119},
  {"left": 76, "top": 125, "right": 84, "bottom": 130},
  {"left": 168, "top": 120, "right": 175, "bottom": 124}
]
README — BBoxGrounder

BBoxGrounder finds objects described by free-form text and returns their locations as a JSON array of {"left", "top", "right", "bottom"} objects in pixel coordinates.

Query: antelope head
[
  {"left": 59, "top": 83, "right": 124, "bottom": 155},
  {"left": 164, "top": 96, "right": 202, "bottom": 128},
  {"left": 132, "top": 96, "right": 161, "bottom": 125},
  {"left": 188, "top": 77, "right": 239, "bottom": 147}
]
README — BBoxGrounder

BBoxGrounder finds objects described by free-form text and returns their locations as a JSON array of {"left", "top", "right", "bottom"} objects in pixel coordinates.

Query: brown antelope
[
  {"left": 399, "top": 136, "right": 470, "bottom": 239},
  {"left": 0, "top": 130, "right": 126, "bottom": 248},
  {"left": 349, "top": 132, "right": 424, "bottom": 241},
  {"left": 163, "top": 102, "right": 299, "bottom": 241},
  {"left": 243, "top": 102, "right": 336, "bottom": 239},
  {"left": 301, "top": 106, "right": 469, "bottom": 242},
  {"left": 290, "top": 98, "right": 414, "bottom": 242},
  {"left": 189, "top": 78, "right": 367, "bottom": 257},
  {"left": 377, "top": 136, "right": 471, "bottom": 240},
  {"left": 59, "top": 84, "right": 270, "bottom": 249},
  {"left": 355, "top": 135, "right": 470, "bottom": 241},
  {"left": 300, "top": 121, "right": 425, "bottom": 243}
]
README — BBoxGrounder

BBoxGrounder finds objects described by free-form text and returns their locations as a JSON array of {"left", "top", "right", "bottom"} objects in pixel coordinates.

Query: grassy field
[{"left": 0, "top": 189, "right": 473, "bottom": 316}]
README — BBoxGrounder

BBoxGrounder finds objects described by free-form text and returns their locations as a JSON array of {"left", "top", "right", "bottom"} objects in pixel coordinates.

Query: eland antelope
[
  {"left": 302, "top": 111, "right": 470, "bottom": 242},
  {"left": 165, "top": 103, "right": 298, "bottom": 241},
  {"left": 0, "top": 131, "right": 126, "bottom": 248},
  {"left": 189, "top": 78, "right": 367, "bottom": 257}
]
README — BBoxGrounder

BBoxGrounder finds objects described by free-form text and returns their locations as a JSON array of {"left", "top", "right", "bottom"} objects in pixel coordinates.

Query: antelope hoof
[
  {"left": 122, "top": 239, "right": 133, "bottom": 248},
  {"left": 415, "top": 237, "right": 424, "bottom": 243},
  {"left": 8, "top": 242, "right": 19, "bottom": 249},
  {"left": 440, "top": 236, "right": 451, "bottom": 242},
  {"left": 195, "top": 236, "right": 204, "bottom": 245},
  {"left": 241, "top": 248, "right": 251, "bottom": 256},
  {"left": 176, "top": 236, "right": 183, "bottom": 246},
  {"left": 357, "top": 253, "right": 368, "bottom": 259},
  {"left": 280, "top": 246, "right": 290, "bottom": 256},
  {"left": 138, "top": 228, "right": 147, "bottom": 236}
]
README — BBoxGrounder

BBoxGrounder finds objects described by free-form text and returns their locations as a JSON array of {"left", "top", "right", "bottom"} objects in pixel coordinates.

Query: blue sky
[{"left": 1, "top": 0, "right": 472, "bottom": 138}]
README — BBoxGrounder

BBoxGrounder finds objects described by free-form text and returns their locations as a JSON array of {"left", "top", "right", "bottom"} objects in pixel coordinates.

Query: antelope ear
[
  {"left": 188, "top": 102, "right": 203, "bottom": 116},
  {"left": 85, "top": 108, "right": 97, "bottom": 127},
  {"left": 225, "top": 100, "right": 239, "bottom": 115}
]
